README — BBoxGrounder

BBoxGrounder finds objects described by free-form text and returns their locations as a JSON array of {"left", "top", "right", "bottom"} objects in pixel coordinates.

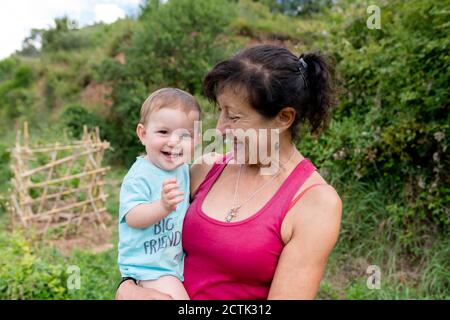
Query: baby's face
[{"left": 140, "top": 107, "right": 200, "bottom": 171}]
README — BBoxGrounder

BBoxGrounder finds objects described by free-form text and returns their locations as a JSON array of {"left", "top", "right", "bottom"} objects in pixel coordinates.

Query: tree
[{"left": 257, "top": 0, "right": 333, "bottom": 16}]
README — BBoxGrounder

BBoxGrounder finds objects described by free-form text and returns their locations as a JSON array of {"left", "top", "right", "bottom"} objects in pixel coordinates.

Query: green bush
[
  {"left": 259, "top": 0, "right": 333, "bottom": 16},
  {"left": 0, "top": 61, "right": 37, "bottom": 120},
  {"left": 41, "top": 17, "right": 92, "bottom": 52},
  {"left": 0, "top": 232, "right": 69, "bottom": 299},
  {"left": 60, "top": 104, "right": 106, "bottom": 139},
  {"left": 0, "top": 229, "right": 120, "bottom": 300},
  {"left": 0, "top": 57, "right": 19, "bottom": 81}
]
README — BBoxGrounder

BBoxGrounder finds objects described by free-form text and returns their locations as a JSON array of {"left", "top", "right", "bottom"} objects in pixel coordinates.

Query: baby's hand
[{"left": 161, "top": 177, "right": 184, "bottom": 213}]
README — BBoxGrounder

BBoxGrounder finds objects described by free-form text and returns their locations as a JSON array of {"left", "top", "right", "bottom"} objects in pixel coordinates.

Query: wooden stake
[{"left": 30, "top": 167, "right": 109, "bottom": 188}]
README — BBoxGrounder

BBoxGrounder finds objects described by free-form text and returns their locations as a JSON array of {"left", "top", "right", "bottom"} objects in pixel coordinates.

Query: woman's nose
[{"left": 216, "top": 112, "right": 230, "bottom": 135}]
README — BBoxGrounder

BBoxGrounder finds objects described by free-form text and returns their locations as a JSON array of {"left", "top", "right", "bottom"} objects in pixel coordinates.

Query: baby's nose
[{"left": 167, "top": 134, "right": 180, "bottom": 146}]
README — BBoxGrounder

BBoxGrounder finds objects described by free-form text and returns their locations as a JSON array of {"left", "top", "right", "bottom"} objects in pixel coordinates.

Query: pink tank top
[{"left": 182, "top": 152, "right": 319, "bottom": 300}]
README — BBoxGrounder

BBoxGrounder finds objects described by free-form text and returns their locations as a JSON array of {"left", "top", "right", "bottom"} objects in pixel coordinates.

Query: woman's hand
[{"left": 115, "top": 280, "right": 173, "bottom": 300}]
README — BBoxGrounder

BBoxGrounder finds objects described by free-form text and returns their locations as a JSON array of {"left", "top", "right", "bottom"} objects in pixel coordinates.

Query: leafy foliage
[
  {"left": 60, "top": 104, "right": 106, "bottom": 139},
  {"left": 0, "top": 0, "right": 448, "bottom": 299},
  {"left": 299, "top": 0, "right": 449, "bottom": 245},
  {"left": 0, "top": 58, "right": 36, "bottom": 121},
  {"left": 0, "top": 230, "right": 119, "bottom": 299}
]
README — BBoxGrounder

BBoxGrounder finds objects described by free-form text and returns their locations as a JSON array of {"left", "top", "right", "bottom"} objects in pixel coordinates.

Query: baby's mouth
[{"left": 161, "top": 150, "right": 183, "bottom": 160}]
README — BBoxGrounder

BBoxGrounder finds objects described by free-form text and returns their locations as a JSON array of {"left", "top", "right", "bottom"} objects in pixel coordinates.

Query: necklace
[{"left": 225, "top": 145, "right": 297, "bottom": 222}]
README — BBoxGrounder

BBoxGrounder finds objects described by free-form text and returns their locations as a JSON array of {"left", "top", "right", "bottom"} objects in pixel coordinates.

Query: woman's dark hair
[{"left": 203, "top": 44, "right": 336, "bottom": 139}]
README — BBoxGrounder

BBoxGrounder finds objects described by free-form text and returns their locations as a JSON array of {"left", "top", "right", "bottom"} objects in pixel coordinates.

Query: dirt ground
[
  {"left": 9, "top": 212, "right": 116, "bottom": 256},
  {"left": 44, "top": 216, "right": 115, "bottom": 256}
]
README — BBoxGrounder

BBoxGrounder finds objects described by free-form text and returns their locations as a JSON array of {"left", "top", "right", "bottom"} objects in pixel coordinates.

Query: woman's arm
[
  {"left": 267, "top": 185, "right": 342, "bottom": 299},
  {"left": 115, "top": 279, "right": 173, "bottom": 300}
]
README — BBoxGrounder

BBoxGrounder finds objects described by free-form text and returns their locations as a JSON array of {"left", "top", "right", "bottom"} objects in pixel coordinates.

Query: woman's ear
[
  {"left": 275, "top": 107, "right": 296, "bottom": 133},
  {"left": 136, "top": 123, "right": 146, "bottom": 145}
]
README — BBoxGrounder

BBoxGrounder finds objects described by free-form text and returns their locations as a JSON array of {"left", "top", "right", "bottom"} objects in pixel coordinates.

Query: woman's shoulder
[
  {"left": 288, "top": 181, "right": 342, "bottom": 241},
  {"left": 189, "top": 152, "right": 224, "bottom": 195},
  {"left": 293, "top": 169, "right": 341, "bottom": 217},
  {"left": 281, "top": 170, "right": 342, "bottom": 244}
]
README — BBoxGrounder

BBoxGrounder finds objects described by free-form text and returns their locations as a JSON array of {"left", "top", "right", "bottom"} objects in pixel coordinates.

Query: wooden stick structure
[{"left": 9, "top": 122, "right": 111, "bottom": 235}]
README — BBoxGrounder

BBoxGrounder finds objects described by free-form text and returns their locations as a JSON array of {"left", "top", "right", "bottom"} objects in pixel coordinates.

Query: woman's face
[{"left": 216, "top": 87, "right": 278, "bottom": 165}]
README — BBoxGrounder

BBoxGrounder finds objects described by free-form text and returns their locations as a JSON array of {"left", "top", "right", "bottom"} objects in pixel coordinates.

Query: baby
[{"left": 118, "top": 88, "right": 201, "bottom": 300}]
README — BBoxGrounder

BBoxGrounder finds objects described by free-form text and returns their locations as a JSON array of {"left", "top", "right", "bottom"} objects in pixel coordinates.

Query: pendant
[{"left": 225, "top": 208, "right": 238, "bottom": 222}]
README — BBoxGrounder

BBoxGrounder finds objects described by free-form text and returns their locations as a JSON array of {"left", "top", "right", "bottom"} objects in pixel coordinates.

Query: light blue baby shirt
[{"left": 118, "top": 156, "right": 190, "bottom": 281}]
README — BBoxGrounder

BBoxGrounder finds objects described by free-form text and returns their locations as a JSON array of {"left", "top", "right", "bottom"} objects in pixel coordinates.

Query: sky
[{"left": 0, "top": 0, "right": 143, "bottom": 59}]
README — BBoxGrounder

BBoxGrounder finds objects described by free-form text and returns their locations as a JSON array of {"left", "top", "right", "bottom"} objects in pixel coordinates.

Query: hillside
[{"left": 0, "top": 0, "right": 448, "bottom": 299}]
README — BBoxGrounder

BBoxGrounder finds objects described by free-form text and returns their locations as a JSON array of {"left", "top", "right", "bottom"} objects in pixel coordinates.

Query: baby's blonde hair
[{"left": 139, "top": 88, "right": 201, "bottom": 126}]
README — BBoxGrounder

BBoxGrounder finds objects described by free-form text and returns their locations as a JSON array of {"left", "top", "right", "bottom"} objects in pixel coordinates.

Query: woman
[{"left": 116, "top": 44, "right": 342, "bottom": 300}]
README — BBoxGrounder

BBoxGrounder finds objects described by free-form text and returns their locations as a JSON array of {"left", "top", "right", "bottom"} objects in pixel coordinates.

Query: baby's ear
[{"left": 136, "top": 123, "right": 146, "bottom": 145}]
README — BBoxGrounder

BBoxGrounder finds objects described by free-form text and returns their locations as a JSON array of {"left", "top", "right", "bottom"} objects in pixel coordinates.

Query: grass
[
  {"left": 316, "top": 175, "right": 450, "bottom": 300},
  {"left": 0, "top": 216, "right": 120, "bottom": 299}
]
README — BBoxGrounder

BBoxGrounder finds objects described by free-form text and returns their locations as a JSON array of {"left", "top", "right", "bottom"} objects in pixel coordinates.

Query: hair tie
[{"left": 298, "top": 57, "right": 308, "bottom": 89}]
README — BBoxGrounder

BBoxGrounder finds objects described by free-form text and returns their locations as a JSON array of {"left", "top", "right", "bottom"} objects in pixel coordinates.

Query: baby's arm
[
  {"left": 139, "top": 276, "right": 190, "bottom": 300},
  {"left": 125, "top": 177, "right": 184, "bottom": 229}
]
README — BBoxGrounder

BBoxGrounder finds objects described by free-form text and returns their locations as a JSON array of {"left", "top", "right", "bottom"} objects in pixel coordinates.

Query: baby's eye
[
  {"left": 158, "top": 130, "right": 168, "bottom": 134},
  {"left": 181, "top": 133, "right": 192, "bottom": 139}
]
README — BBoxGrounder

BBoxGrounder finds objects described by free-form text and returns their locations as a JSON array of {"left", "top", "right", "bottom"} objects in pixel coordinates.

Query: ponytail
[{"left": 301, "top": 52, "right": 336, "bottom": 135}]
